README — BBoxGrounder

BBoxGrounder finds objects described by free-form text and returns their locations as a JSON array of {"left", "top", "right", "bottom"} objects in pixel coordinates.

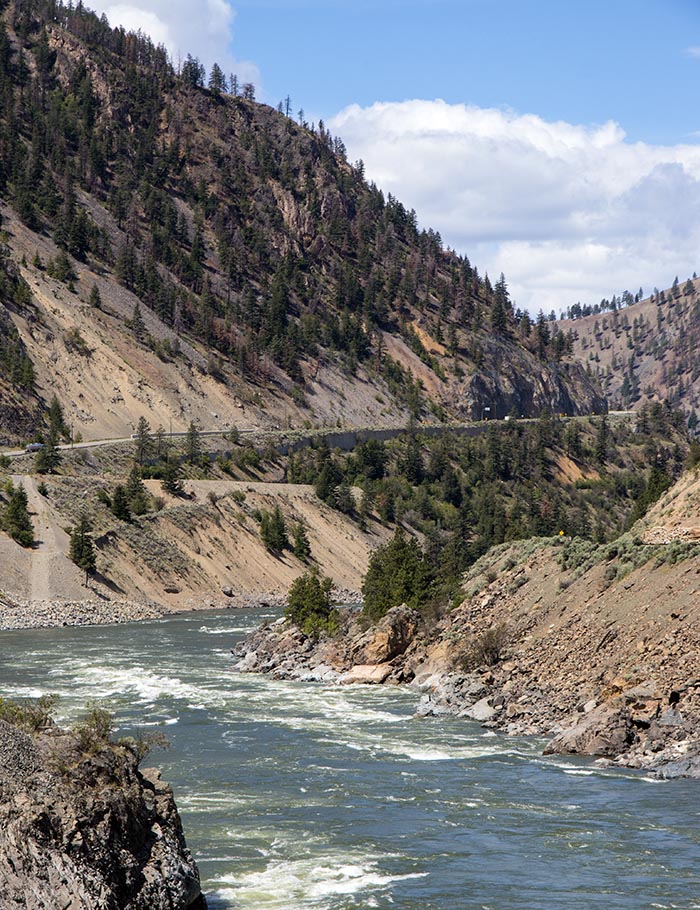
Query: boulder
[
  {"left": 356, "top": 605, "right": 420, "bottom": 665},
  {"left": 341, "top": 663, "right": 393, "bottom": 685},
  {"left": 544, "top": 702, "right": 633, "bottom": 758},
  {"left": 0, "top": 726, "right": 206, "bottom": 909},
  {"left": 463, "top": 697, "right": 498, "bottom": 723}
]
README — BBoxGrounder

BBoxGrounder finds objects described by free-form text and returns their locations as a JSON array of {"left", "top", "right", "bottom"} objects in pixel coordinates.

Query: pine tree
[
  {"left": 126, "top": 463, "right": 150, "bottom": 514},
  {"left": 131, "top": 303, "right": 146, "bottom": 343},
  {"left": 185, "top": 420, "right": 202, "bottom": 464},
  {"left": 208, "top": 62, "right": 227, "bottom": 95},
  {"left": 35, "top": 429, "right": 61, "bottom": 474},
  {"left": 69, "top": 512, "right": 96, "bottom": 585},
  {"left": 161, "top": 454, "right": 184, "bottom": 495},
  {"left": 292, "top": 522, "right": 312, "bottom": 562},
  {"left": 111, "top": 484, "right": 131, "bottom": 521},
  {"left": 48, "top": 394, "right": 69, "bottom": 439},
  {"left": 3, "top": 482, "right": 34, "bottom": 547},
  {"left": 285, "top": 572, "right": 336, "bottom": 639},
  {"left": 133, "top": 416, "right": 153, "bottom": 465},
  {"left": 361, "top": 528, "right": 432, "bottom": 621},
  {"left": 260, "top": 504, "right": 289, "bottom": 552},
  {"left": 595, "top": 415, "right": 609, "bottom": 465},
  {"left": 88, "top": 283, "right": 101, "bottom": 308}
]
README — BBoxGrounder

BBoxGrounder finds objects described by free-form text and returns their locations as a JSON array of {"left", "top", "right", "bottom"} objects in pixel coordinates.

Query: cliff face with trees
[{"left": 0, "top": 0, "right": 605, "bottom": 444}]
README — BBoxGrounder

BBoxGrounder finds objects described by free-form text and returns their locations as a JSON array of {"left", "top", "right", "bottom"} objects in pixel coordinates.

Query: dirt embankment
[{"left": 0, "top": 477, "right": 390, "bottom": 630}]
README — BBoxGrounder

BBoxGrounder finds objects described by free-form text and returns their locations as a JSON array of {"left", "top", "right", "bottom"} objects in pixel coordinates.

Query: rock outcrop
[
  {"left": 0, "top": 718, "right": 206, "bottom": 910},
  {"left": 234, "top": 604, "right": 421, "bottom": 684}
]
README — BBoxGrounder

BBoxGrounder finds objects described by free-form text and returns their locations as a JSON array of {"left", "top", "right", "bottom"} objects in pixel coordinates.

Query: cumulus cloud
[
  {"left": 331, "top": 100, "right": 700, "bottom": 314},
  {"left": 89, "top": 0, "right": 259, "bottom": 85}
]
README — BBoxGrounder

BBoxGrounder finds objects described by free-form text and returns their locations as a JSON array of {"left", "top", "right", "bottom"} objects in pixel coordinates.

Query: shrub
[
  {"left": 462, "top": 624, "right": 510, "bottom": 670},
  {"left": 0, "top": 694, "right": 58, "bottom": 731},
  {"left": 120, "top": 730, "right": 170, "bottom": 764},
  {"left": 73, "top": 702, "right": 114, "bottom": 753},
  {"left": 286, "top": 572, "right": 338, "bottom": 639}
]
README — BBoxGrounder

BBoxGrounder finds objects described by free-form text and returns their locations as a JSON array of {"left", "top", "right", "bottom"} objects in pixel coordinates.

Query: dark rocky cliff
[{"left": 0, "top": 717, "right": 206, "bottom": 910}]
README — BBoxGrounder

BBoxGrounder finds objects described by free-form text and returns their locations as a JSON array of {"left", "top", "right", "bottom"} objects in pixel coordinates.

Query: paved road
[{"left": 2, "top": 412, "right": 634, "bottom": 461}]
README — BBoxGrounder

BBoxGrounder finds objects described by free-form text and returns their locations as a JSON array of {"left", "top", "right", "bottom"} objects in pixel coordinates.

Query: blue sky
[
  {"left": 232, "top": 0, "right": 700, "bottom": 146},
  {"left": 89, "top": 1, "right": 700, "bottom": 313}
]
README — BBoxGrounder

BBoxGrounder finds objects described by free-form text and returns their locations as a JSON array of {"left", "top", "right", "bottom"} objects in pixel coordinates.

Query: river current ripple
[{"left": 1, "top": 609, "right": 699, "bottom": 909}]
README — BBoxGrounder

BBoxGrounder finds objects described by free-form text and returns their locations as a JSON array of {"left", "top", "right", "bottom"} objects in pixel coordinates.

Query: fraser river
[{"left": 1, "top": 609, "right": 698, "bottom": 909}]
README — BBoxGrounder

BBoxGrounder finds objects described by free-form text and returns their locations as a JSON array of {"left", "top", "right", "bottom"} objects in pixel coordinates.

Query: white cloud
[
  {"left": 331, "top": 99, "right": 700, "bottom": 314},
  {"left": 89, "top": 0, "right": 259, "bottom": 85},
  {"left": 683, "top": 46, "right": 700, "bottom": 58}
]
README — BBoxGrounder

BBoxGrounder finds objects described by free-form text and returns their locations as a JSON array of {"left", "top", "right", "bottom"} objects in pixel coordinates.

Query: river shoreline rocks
[
  {"left": 0, "top": 717, "right": 206, "bottom": 909},
  {"left": 0, "top": 588, "right": 361, "bottom": 631},
  {"left": 233, "top": 603, "right": 700, "bottom": 780}
]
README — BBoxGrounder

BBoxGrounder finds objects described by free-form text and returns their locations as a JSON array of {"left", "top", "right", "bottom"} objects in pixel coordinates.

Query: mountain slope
[
  {"left": 0, "top": 1, "right": 604, "bottom": 443},
  {"left": 559, "top": 277, "right": 700, "bottom": 416}
]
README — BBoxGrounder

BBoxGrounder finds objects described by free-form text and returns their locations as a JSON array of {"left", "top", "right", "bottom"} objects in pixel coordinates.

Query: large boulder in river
[{"left": 543, "top": 702, "right": 633, "bottom": 758}]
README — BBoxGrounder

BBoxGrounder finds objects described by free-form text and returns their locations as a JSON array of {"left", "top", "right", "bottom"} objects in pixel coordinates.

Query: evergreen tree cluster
[
  {"left": 288, "top": 413, "right": 688, "bottom": 615},
  {"left": 0, "top": 253, "right": 36, "bottom": 392},
  {"left": 0, "top": 479, "right": 34, "bottom": 547}
]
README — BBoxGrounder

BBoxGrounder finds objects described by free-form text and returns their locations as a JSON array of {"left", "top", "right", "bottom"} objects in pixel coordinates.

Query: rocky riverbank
[
  {"left": 0, "top": 596, "right": 168, "bottom": 630},
  {"left": 0, "top": 587, "right": 360, "bottom": 631},
  {"left": 0, "top": 714, "right": 206, "bottom": 909},
  {"left": 233, "top": 580, "right": 700, "bottom": 780}
]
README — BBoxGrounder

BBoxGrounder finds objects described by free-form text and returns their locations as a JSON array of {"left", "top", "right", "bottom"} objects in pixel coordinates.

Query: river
[{"left": 1, "top": 609, "right": 698, "bottom": 909}]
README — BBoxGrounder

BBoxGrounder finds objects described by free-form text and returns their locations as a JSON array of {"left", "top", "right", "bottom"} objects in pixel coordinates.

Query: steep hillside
[
  {"left": 0, "top": 470, "right": 392, "bottom": 626},
  {"left": 559, "top": 276, "right": 700, "bottom": 416},
  {"left": 0, "top": 1, "right": 604, "bottom": 445}
]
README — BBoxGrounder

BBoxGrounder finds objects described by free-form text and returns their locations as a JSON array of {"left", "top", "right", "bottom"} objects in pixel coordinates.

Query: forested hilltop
[
  {"left": 0, "top": 0, "right": 605, "bottom": 443},
  {"left": 559, "top": 276, "right": 700, "bottom": 422}
]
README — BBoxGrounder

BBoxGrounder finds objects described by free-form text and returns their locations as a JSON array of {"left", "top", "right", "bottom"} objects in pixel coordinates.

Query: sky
[{"left": 87, "top": 0, "right": 700, "bottom": 314}]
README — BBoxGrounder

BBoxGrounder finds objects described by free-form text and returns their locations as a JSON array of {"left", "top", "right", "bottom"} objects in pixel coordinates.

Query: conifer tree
[
  {"left": 292, "top": 521, "right": 311, "bottom": 562},
  {"left": 260, "top": 504, "right": 289, "bottom": 552},
  {"left": 111, "top": 484, "right": 131, "bottom": 521},
  {"left": 47, "top": 396, "right": 66, "bottom": 439},
  {"left": 185, "top": 420, "right": 202, "bottom": 464},
  {"left": 126, "top": 463, "right": 149, "bottom": 514},
  {"left": 35, "top": 429, "right": 61, "bottom": 474},
  {"left": 133, "top": 417, "right": 153, "bottom": 465},
  {"left": 161, "top": 454, "right": 184, "bottom": 495},
  {"left": 3, "top": 482, "right": 34, "bottom": 547},
  {"left": 69, "top": 512, "right": 96, "bottom": 585},
  {"left": 88, "top": 283, "right": 101, "bottom": 308},
  {"left": 131, "top": 303, "right": 146, "bottom": 343}
]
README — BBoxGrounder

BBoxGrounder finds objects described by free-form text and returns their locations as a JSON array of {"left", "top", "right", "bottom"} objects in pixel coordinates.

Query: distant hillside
[
  {"left": 559, "top": 276, "right": 700, "bottom": 418},
  {"left": 0, "top": 1, "right": 604, "bottom": 443}
]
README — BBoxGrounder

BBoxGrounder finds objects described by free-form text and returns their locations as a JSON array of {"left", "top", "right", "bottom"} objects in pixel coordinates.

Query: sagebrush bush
[{"left": 462, "top": 623, "right": 510, "bottom": 670}]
